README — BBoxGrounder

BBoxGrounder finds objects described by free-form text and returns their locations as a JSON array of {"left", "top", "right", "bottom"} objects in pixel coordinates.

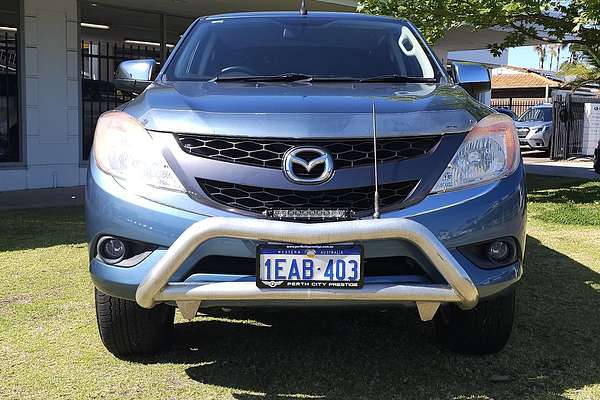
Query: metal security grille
[
  {"left": 198, "top": 178, "right": 418, "bottom": 215},
  {"left": 177, "top": 135, "right": 440, "bottom": 169},
  {"left": 0, "top": 32, "right": 19, "bottom": 163},
  {"left": 81, "top": 41, "right": 171, "bottom": 160},
  {"left": 551, "top": 93, "right": 600, "bottom": 159}
]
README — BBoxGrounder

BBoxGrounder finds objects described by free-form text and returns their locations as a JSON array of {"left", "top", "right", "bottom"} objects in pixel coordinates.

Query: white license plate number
[{"left": 257, "top": 245, "right": 363, "bottom": 289}]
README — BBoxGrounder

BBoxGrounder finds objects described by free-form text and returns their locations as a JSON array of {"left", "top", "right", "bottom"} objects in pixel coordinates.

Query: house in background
[
  {"left": 490, "top": 66, "right": 558, "bottom": 116},
  {"left": 490, "top": 66, "right": 599, "bottom": 117},
  {"left": 493, "top": 66, "right": 561, "bottom": 99}
]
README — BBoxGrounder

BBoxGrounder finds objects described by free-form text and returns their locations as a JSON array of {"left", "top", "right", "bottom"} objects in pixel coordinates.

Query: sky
[
  {"left": 507, "top": 45, "right": 571, "bottom": 71},
  {"left": 449, "top": 45, "right": 574, "bottom": 72}
]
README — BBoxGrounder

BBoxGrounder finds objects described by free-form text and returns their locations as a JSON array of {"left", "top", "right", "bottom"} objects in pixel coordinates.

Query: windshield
[
  {"left": 165, "top": 15, "right": 440, "bottom": 82},
  {"left": 519, "top": 107, "right": 552, "bottom": 122}
]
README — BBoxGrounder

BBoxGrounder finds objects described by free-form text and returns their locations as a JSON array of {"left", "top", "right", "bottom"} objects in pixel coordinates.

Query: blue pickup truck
[{"left": 87, "top": 11, "right": 526, "bottom": 357}]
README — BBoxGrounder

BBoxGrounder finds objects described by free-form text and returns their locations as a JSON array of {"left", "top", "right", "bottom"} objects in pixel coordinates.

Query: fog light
[
  {"left": 488, "top": 240, "right": 510, "bottom": 262},
  {"left": 459, "top": 237, "right": 518, "bottom": 268},
  {"left": 97, "top": 237, "right": 126, "bottom": 264}
]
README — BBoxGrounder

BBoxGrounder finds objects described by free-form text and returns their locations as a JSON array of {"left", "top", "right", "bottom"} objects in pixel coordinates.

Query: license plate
[{"left": 257, "top": 245, "right": 363, "bottom": 289}]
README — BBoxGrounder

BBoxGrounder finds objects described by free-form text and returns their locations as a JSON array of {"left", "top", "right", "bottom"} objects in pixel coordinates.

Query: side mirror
[
  {"left": 113, "top": 59, "right": 156, "bottom": 94},
  {"left": 448, "top": 61, "right": 491, "bottom": 104}
]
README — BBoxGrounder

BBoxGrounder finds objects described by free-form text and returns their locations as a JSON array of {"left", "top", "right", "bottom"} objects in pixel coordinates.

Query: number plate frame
[{"left": 256, "top": 244, "right": 364, "bottom": 289}]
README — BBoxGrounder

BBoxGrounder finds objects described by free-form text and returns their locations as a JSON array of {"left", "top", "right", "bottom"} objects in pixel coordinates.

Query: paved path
[
  {"left": 522, "top": 151, "right": 598, "bottom": 180},
  {"left": 0, "top": 186, "right": 85, "bottom": 211}
]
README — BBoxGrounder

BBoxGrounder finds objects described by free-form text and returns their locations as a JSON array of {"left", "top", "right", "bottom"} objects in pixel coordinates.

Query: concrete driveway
[{"left": 522, "top": 150, "right": 599, "bottom": 179}]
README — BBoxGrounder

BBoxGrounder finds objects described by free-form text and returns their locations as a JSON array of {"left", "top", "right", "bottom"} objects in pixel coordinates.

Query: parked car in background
[
  {"left": 516, "top": 104, "right": 553, "bottom": 152},
  {"left": 494, "top": 107, "right": 518, "bottom": 120},
  {"left": 87, "top": 11, "right": 526, "bottom": 357}
]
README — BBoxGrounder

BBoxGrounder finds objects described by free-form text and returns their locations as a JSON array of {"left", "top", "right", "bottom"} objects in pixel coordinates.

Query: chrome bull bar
[{"left": 135, "top": 217, "right": 479, "bottom": 321}]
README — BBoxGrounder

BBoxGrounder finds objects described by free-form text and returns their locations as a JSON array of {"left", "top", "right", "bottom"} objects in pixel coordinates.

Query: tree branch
[{"left": 509, "top": 22, "right": 584, "bottom": 45}]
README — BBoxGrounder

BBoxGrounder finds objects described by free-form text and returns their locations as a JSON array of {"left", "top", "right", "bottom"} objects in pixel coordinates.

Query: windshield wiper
[
  {"left": 210, "top": 73, "right": 366, "bottom": 83},
  {"left": 210, "top": 73, "right": 314, "bottom": 82},
  {"left": 359, "top": 74, "right": 437, "bottom": 83},
  {"left": 305, "top": 76, "right": 362, "bottom": 82},
  {"left": 209, "top": 73, "right": 435, "bottom": 83}
]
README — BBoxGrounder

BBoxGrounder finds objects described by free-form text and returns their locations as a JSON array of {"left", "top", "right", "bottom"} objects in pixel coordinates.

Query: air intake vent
[{"left": 198, "top": 178, "right": 418, "bottom": 216}]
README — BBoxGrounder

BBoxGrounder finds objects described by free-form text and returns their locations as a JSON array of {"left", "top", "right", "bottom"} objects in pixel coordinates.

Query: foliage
[
  {"left": 357, "top": 0, "right": 600, "bottom": 56},
  {"left": 570, "top": 43, "right": 600, "bottom": 69},
  {"left": 558, "top": 44, "right": 600, "bottom": 90},
  {"left": 558, "top": 61, "right": 593, "bottom": 78}
]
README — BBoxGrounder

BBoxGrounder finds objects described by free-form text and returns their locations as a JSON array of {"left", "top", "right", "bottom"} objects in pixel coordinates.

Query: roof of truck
[{"left": 204, "top": 11, "right": 407, "bottom": 23}]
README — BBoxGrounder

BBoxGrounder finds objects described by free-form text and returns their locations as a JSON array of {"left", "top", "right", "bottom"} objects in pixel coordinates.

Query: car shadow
[{"left": 134, "top": 235, "right": 600, "bottom": 399}]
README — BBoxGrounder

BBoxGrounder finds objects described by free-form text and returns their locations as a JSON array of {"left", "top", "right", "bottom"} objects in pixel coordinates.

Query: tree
[
  {"left": 558, "top": 45, "right": 600, "bottom": 91},
  {"left": 558, "top": 61, "right": 592, "bottom": 78},
  {"left": 547, "top": 44, "right": 560, "bottom": 71},
  {"left": 357, "top": 0, "right": 600, "bottom": 56},
  {"left": 534, "top": 45, "right": 546, "bottom": 69}
]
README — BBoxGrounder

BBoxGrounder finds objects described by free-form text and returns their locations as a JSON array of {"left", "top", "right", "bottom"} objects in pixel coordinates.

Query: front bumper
[
  {"left": 135, "top": 217, "right": 479, "bottom": 320},
  {"left": 519, "top": 131, "right": 551, "bottom": 149},
  {"left": 87, "top": 160, "right": 526, "bottom": 318}
]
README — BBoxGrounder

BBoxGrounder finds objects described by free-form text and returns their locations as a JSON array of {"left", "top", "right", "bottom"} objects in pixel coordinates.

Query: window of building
[{"left": 0, "top": 0, "right": 20, "bottom": 163}]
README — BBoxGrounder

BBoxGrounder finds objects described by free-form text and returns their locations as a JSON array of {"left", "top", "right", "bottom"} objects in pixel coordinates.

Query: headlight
[
  {"left": 431, "top": 114, "right": 519, "bottom": 193},
  {"left": 93, "top": 111, "right": 185, "bottom": 193}
]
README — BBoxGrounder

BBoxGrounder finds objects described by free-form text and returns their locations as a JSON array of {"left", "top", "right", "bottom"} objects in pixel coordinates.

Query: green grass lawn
[{"left": 1, "top": 175, "right": 599, "bottom": 399}]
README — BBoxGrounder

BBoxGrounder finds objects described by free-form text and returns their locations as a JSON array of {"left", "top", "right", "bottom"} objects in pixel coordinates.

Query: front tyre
[
  {"left": 435, "top": 287, "right": 515, "bottom": 355},
  {"left": 94, "top": 289, "right": 174, "bottom": 356}
]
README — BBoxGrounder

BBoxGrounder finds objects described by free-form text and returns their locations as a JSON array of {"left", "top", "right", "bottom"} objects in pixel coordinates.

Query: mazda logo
[{"left": 283, "top": 147, "right": 334, "bottom": 184}]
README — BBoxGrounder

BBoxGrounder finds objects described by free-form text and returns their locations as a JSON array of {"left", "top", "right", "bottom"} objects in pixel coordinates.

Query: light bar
[
  {"left": 0, "top": 26, "right": 17, "bottom": 32},
  {"left": 124, "top": 40, "right": 175, "bottom": 48},
  {"left": 265, "top": 208, "right": 354, "bottom": 221},
  {"left": 81, "top": 22, "right": 110, "bottom": 30}
]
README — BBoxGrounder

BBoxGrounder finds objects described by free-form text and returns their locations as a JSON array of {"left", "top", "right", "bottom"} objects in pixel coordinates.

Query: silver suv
[{"left": 515, "top": 104, "right": 553, "bottom": 151}]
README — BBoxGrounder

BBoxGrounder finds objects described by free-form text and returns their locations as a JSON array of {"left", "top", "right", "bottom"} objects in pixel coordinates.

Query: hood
[
  {"left": 123, "top": 81, "right": 491, "bottom": 138},
  {"left": 515, "top": 120, "right": 552, "bottom": 129}
]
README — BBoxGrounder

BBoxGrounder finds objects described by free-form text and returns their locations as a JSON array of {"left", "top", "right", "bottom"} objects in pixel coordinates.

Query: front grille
[
  {"left": 517, "top": 127, "right": 529, "bottom": 138},
  {"left": 178, "top": 135, "right": 439, "bottom": 169},
  {"left": 198, "top": 178, "right": 417, "bottom": 215}
]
